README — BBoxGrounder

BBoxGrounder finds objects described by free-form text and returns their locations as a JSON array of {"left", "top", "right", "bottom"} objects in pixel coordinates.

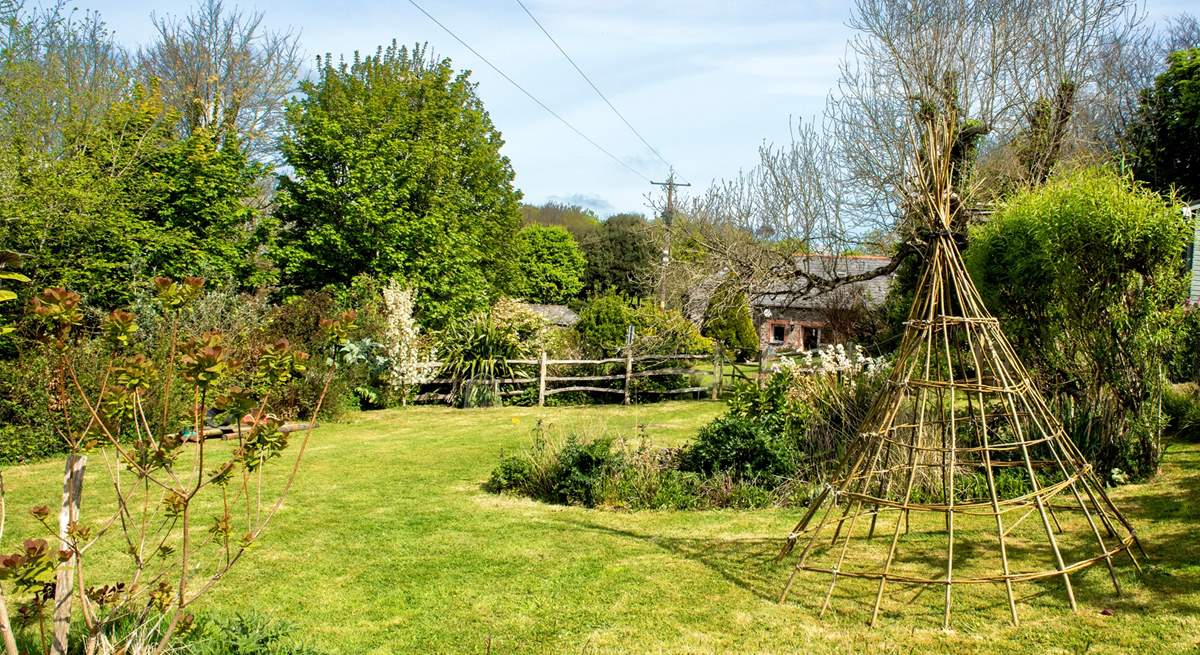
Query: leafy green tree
[
  {"left": 701, "top": 285, "right": 758, "bottom": 359},
  {"left": 1125, "top": 48, "right": 1200, "bottom": 201},
  {"left": 584, "top": 213, "right": 656, "bottom": 298},
  {"left": 966, "top": 167, "right": 1189, "bottom": 479},
  {"left": 273, "top": 42, "right": 522, "bottom": 327},
  {"left": 511, "top": 225, "right": 586, "bottom": 304},
  {"left": 0, "top": 83, "right": 270, "bottom": 308},
  {"left": 520, "top": 202, "right": 600, "bottom": 245}
]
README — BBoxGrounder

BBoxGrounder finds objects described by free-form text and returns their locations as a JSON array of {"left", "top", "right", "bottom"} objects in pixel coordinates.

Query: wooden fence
[{"left": 414, "top": 352, "right": 729, "bottom": 406}]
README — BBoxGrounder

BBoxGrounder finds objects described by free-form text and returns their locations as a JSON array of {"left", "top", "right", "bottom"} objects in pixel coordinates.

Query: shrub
[
  {"left": 484, "top": 423, "right": 823, "bottom": 511},
  {"left": 701, "top": 285, "right": 758, "bottom": 359},
  {"left": 630, "top": 301, "right": 713, "bottom": 356},
  {"left": 1163, "top": 383, "right": 1200, "bottom": 442},
  {"left": 483, "top": 453, "right": 534, "bottom": 494},
  {"left": 966, "top": 167, "right": 1189, "bottom": 479},
  {"left": 683, "top": 414, "right": 793, "bottom": 479},
  {"left": 438, "top": 308, "right": 536, "bottom": 407},
  {"left": 552, "top": 436, "right": 622, "bottom": 507},
  {"left": 574, "top": 292, "right": 634, "bottom": 357},
  {"left": 185, "top": 612, "right": 328, "bottom": 655}
]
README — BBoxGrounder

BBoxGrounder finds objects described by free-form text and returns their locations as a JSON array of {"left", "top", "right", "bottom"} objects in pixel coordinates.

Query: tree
[
  {"left": 510, "top": 225, "right": 586, "bottom": 304},
  {"left": 273, "top": 43, "right": 522, "bottom": 328},
  {"left": 138, "top": 0, "right": 301, "bottom": 158},
  {"left": 1124, "top": 48, "right": 1200, "bottom": 201},
  {"left": 0, "top": 82, "right": 269, "bottom": 309},
  {"left": 680, "top": 0, "right": 1157, "bottom": 309},
  {"left": 520, "top": 201, "right": 601, "bottom": 245},
  {"left": 966, "top": 167, "right": 1189, "bottom": 479},
  {"left": 584, "top": 213, "right": 656, "bottom": 298},
  {"left": 701, "top": 284, "right": 758, "bottom": 359}
]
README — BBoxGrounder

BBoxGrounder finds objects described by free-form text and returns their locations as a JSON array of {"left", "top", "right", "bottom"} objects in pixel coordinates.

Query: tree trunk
[{"left": 52, "top": 454, "right": 86, "bottom": 655}]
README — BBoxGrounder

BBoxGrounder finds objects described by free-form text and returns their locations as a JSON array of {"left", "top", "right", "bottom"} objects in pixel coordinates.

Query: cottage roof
[
  {"left": 518, "top": 303, "right": 580, "bottom": 326},
  {"left": 752, "top": 254, "right": 894, "bottom": 310}
]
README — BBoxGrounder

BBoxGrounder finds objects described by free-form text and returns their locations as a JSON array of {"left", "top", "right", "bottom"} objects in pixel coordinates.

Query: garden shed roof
[{"left": 518, "top": 303, "right": 580, "bottom": 326}]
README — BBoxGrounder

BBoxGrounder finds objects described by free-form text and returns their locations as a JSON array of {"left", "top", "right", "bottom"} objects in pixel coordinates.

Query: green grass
[{"left": 3, "top": 400, "right": 1199, "bottom": 653}]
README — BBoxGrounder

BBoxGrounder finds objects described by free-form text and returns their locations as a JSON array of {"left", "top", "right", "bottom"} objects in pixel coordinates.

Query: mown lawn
[{"left": 3, "top": 400, "right": 1199, "bottom": 654}]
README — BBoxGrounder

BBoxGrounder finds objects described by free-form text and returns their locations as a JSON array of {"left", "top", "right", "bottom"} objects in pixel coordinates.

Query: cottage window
[{"left": 771, "top": 324, "right": 786, "bottom": 344}]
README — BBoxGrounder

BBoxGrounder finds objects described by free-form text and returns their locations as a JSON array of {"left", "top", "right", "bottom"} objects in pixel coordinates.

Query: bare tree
[
  {"left": 0, "top": 1, "right": 130, "bottom": 157},
  {"left": 137, "top": 0, "right": 301, "bottom": 158},
  {"left": 675, "top": 0, "right": 1153, "bottom": 308}
]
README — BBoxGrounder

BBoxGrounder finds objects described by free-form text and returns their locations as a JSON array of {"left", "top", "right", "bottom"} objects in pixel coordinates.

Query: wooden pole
[
  {"left": 710, "top": 349, "right": 720, "bottom": 400},
  {"left": 52, "top": 454, "right": 85, "bottom": 655},
  {"left": 623, "top": 346, "right": 634, "bottom": 406},
  {"left": 757, "top": 349, "right": 766, "bottom": 389},
  {"left": 537, "top": 350, "right": 547, "bottom": 407}
]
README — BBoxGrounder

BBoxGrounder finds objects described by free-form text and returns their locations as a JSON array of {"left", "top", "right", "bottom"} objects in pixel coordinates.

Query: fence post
[
  {"left": 710, "top": 349, "right": 720, "bottom": 401},
  {"left": 757, "top": 349, "right": 766, "bottom": 389},
  {"left": 537, "top": 350, "right": 547, "bottom": 407},
  {"left": 623, "top": 347, "right": 634, "bottom": 405}
]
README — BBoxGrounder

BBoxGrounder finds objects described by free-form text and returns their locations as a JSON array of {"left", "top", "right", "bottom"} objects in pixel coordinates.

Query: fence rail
[{"left": 414, "top": 351, "right": 729, "bottom": 406}]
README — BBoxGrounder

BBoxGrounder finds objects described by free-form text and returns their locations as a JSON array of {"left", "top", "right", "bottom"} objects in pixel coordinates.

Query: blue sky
[{"left": 89, "top": 0, "right": 1192, "bottom": 217}]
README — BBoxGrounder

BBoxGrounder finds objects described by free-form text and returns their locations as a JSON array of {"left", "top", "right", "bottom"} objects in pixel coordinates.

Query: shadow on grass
[
  {"left": 552, "top": 515, "right": 1073, "bottom": 626},
  {"left": 1107, "top": 444, "right": 1200, "bottom": 615},
  {"left": 552, "top": 517, "right": 788, "bottom": 603}
]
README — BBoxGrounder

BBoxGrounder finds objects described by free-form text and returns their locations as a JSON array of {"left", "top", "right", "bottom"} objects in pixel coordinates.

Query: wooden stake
[
  {"left": 52, "top": 454, "right": 86, "bottom": 655},
  {"left": 537, "top": 350, "right": 547, "bottom": 407}
]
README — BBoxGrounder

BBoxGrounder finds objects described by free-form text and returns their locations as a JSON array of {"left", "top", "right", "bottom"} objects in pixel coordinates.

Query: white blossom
[{"left": 382, "top": 280, "right": 437, "bottom": 397}]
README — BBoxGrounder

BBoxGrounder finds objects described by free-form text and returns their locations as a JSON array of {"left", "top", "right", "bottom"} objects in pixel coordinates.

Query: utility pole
[{"left": 652, "top": 170, "right": 690, "bottom": 309}]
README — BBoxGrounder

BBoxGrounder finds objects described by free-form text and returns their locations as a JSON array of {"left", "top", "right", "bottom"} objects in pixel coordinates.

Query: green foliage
[
  {"left": 483, "top": 426, "right": 808, "bottom": 511},
  {"left": 0, "top": 79, "right": 270, "bottom": 310},
  {"left": 520, "top": 202, "right": 601, "bottom": 244},
  {"left": 510, "top": 225, "right": 587, "bottom": 304},
  {"left": 0, "top": 251, "right": 29, "bottom": 338},
  {"left": 630, "top": 301, "right": 714, "bottom": 356},
  {"left": 583, "top": 213, "right": 656, "bottom": 298},
  {"left": 438, "top": 309, "right": 536, "bottom": 407},
  {"left": 184, "top": 612, "right": 327, "bottom": 655},
  {"left": 683, "top": 414, "right": 794, "bottom": 478},
  {"left": 1125, "top": 48, "right": 1200, "bottom": 201},
  {"left": 1163, "top": 383, "right": 1200, "bottom": 442},
  {"left": 966, "top": 167, "right": 1190, "bottom": 478},
  {"left": 273, "top": 42, "right": 522, "bottom": 328},
  {"left": 573, "top": 293, "right": 634, "bottom": 356},
  {"left": 574, "top": 293, "right": 712, "bottom": 359},
  {"left": 701, "top": 285, "right": 758, "bottom": 359},
  {"left": 551, "top": 436, "right": 622, "bottom": 507}
]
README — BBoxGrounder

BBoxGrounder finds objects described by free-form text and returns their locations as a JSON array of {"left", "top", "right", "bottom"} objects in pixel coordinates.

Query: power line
[
  {"left": 405, "top": 0, "right": 652, "bottom": 183},
  {"left": 513, "top": 0, "right": 684, "bottom": 184}
]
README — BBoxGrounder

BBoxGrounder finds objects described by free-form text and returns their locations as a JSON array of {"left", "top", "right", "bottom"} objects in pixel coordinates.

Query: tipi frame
[{"left": 775, "top": 111, "right": 1145, "bottom": 628}]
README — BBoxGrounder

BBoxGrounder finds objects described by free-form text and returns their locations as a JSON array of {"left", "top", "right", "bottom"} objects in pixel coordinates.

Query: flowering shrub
[{"left": 381, "top": 281, "right": 437, "bottom": 404}]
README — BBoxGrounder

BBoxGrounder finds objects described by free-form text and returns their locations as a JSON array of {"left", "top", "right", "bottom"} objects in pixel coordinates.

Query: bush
[
  {"left": 1163, "top": 383, "right": 1200, "bottom": 442},
  {"left": 437, "top": 308, "right": 536, "bottom": 407},
  {"left": 574, "top": 292, "right": 634, "bottom": 357},
  {"left": 683, "top": 414, "right": 792, "bottom": 479},
  {"left": 552, "top": 436, "right": 622, "bottom": 507},
  {"left": 701, "top": 285, "right": 758, "bottom": 359},
  {"left": 483, "top": 453, "right": 534, "bottom": 493},
  {"left": 484, "top": 423, "right": 824, "bottom": 511},
  {"left": 966, "top": 167, "right": 1189, "bottom": 480}
]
